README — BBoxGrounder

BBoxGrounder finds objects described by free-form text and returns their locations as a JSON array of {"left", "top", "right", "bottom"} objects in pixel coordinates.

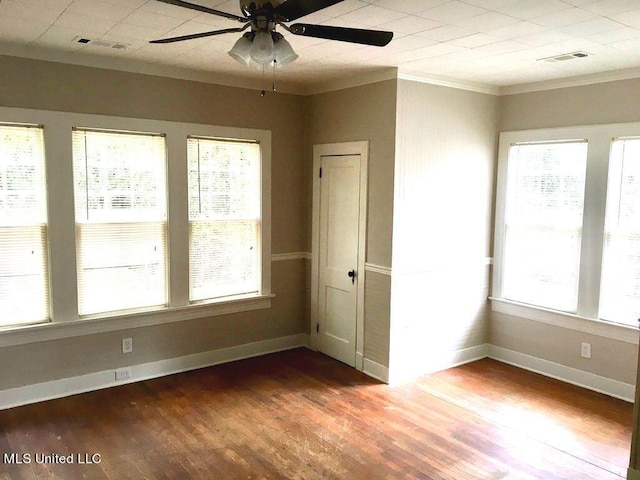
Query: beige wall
[
  {"left": 306, "top": 80, "right": 397, "bottom": 367},
  {"left": 389, "top": 80, "right": 498, "bottom": 381},
  {"left": 492, "top": 312, "right": 637, "bottom": 385},
  {"left": 0, "top": 55, "right": 309, "bottom": 390},
  {"left": 500, "top": 77, "right": 640, "bottom": 131},
  {"left": 0, "top": 55, "right": 308, "bottom": 255},
  {"left": 495, "top": 78, "right": 640, "bottom": 389},
  {"left": 305, "top": 80, "right": 397, "bottom": 268}
]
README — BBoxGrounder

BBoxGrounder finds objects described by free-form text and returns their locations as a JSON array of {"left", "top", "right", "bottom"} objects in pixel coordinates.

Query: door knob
[{"left": 348, "top": 270, "right": 356, "bottom": 284}]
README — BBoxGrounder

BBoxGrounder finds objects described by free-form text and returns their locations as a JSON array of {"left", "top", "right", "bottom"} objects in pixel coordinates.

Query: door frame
[{"left": 310, "top": 141, "right": 368, "bottom": 371}]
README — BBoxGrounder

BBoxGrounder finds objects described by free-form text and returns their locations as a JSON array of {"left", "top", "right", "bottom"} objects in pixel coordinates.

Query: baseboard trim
[
  {"left": 0, "top": 333, "right": 309, "bottom": 411},
  {"left": 389, "top": 343, "right": 490, "bottom": 385},
  {"left": 628, "top": 467, "right": 640, "bottom": 480},
  {"left": 447, "top": 343, "right": 491, "bottom": 370},
  {"left": 489, "top": 345, "right": 635, "bottom": 403},
  {"left": 363, "top": 358, "right": 389, "bottom": 383},
  {"left": 3, "top": 338, "right": 634, "bottom": 410},
  {"left": 356, "top": 352, "right": 364, "bottom": 371}
]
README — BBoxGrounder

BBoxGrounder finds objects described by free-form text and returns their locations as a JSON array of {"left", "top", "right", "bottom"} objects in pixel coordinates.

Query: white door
[{"left": 317, "top": 154, "right": 362, "bottom": 366}]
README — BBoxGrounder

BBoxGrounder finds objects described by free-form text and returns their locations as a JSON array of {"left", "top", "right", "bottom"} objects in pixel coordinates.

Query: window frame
[
  {"left": 72, "top": 127, "right": 169, "bottom": 317},
  {"left": 186, "top": 136, "right": 263, "bottom": 304},
  {"left": 0, "top": 122, "right": 50, "bottom": 328},
  {"left": 492, "top": 122, "right": 640, "bottom": 343},
  {"left": 500, "top": 139, "right": 588, "bottom": 313},
  {"left": 0, "top": 107, "right": 271, "bottom": 348}
]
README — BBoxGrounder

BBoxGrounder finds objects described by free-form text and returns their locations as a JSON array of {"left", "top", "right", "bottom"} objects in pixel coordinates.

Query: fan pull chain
[
  {"left": 259, "top": 61, "right": 277, "bottom": 96},
  {"left": 272, "top": 60, "right": 277, "bottom": 93}
]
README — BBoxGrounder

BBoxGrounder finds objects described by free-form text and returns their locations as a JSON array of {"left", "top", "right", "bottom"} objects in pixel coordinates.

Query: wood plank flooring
[{"left": 0, "top": 348, "right": 633, "bottom": 479}]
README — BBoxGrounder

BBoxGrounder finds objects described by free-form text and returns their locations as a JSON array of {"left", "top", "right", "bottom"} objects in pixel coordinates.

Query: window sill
[
  {"left": 0, "top": 294, "right": 274, "bottom": 348},
  {"left": 490, "top": 297, "right": 639, "bottom": 345}
]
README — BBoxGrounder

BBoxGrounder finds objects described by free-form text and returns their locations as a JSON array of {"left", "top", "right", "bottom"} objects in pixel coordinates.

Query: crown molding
[
  {"left": 300, "top": 67, "right": 399, "bottom": 96},
  {"left": 398, "top": 69, "right": 500, "bottom": 96},
  {"left": 0, "top": 43, "right": 308, "bottom": 96},
  {"left": 500, "top": 66, "right": 640, "bottom": 96},
  {"left": 3, "top": 41, "right": 640, "bottom": 98}
]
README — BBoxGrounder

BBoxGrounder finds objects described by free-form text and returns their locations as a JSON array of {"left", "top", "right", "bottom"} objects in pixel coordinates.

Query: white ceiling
[{"left": 1, "top": 0, "right": 640, "bottom": 95}]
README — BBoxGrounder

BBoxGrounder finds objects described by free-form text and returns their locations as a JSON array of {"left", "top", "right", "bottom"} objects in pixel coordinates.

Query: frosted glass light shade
[
  {"left": 250, "top": 31, "right": 275, "bottom": 64},
  {"left": 228, "top": 35, "right": 253, "bottom": 66},
  {"left": 274, "top": 37, "right": 298, "bottom": 66}
]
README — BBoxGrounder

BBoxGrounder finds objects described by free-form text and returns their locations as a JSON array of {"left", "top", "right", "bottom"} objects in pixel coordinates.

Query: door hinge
[
  {"left": 319, "top": 167, "right": 322, "bottom": 178},
  {"left": 316, "top": 322, "right": 320, "bottom": 333}
]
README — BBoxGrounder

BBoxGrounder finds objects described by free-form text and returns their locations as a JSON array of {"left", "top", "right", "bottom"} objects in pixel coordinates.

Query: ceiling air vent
[
  {"left": 538, "top": 51, "right": 591, "bottom": 64},
  {"left": 73, "top": 36, "right": 130, "bottom": 50}
]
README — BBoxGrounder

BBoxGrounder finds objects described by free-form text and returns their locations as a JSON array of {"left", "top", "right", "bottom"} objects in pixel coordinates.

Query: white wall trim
[
  {"left": 398, "top": 70, "right": 500, "bottom": 96},
  {"left": 356, "top": 352, "right": 364, "bottom": 371},
  {"left": 489, "top": 345, "right": 635, "bottom": 403},
  {"left": 365, "top": 263, "right": 392, "bottom": 276},
  {"left": 271, "top": 252, "right": 311, "bottom": 262},
  {"left": 449, "top": 343, "right": 491, "bottom": 369},
  {"left": 628, "top": 468, "right": 640, "bottom": 480},
  {"left": 0, "top": 295, "right": 274, "bottom": 348},
  {"left": 500, "top": 65, "right": 640, "bottom": 96},
  {"left": 302, "top": 68, "right": 398, "bottom": 96},
  {"left": 363, "top": 358, "right": 389, "bottom": 383},
  {"left": 4, "top": 41, "right": 639, "bottom": 100},
  {"left": 0, "top": 43, "right": 310, "bottom": 96},
  {"left": 491, "top": 298, "right": 639, "bottom": 345},
  {"left": 392, "top": 257, "right": 493, "bottom": 276},
  {"left": 389, "top": 344, "right": 490, "bottom": 385},
  {"left": 0, "top": 333, "right": 309, "bottom": 411}
]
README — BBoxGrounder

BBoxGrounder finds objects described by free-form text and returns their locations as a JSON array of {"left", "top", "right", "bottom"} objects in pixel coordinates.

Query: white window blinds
[
  {"left": 72, "top": 129, "right": 167, "bottom": 316},
  {"left": 502, "top": 141, "right": 588, "bottom": 312},
  {"left": 0, "top": 124, "right": 49, "bottom": 326},
  {"left": 187, "top": 137, "right": 261, "bottom": 302},
  {"left": 600, "top": 138, "right": 640, "bottom": 325}
]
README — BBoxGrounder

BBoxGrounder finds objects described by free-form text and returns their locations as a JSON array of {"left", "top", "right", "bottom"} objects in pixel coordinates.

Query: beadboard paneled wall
[{"left": 389, "top": 80, "right": 498, "bottom": 382}]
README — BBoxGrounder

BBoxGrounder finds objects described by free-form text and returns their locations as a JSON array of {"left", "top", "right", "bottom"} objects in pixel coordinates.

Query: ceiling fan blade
[
  {"left": 274, "top": 0, "right": 344, "bottom": 22},
  {"left": 289, "top": 23, "right": 393, "bottom": 46},
  {"left": 150, "top": 27, "right": 247, "bottom": 44},
  {"left": 155, "top": 0, "right": 246, "bottom": 22}
]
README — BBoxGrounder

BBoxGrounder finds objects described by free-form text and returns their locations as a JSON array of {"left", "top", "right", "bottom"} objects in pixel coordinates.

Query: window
[
  {"left": 0, "top": 107, "right": 271, "bottom": 336},
  {"left": 72, "top": 128, "right": 167, "bottom": 316},
  {"left": 0, "top": 123, "right": 49, "bottom": 326},
  {"left": 494, "top": 125, "right": 640, "bottom": 330},
  {"left": 187, "top": 137, "right": 261, "bottom": 302},
  {"left": 502, "top": 141, "right": 587, "bottom": 312},
  {"left": 600, "top": 138, "right": 640, "bottom": 324}
]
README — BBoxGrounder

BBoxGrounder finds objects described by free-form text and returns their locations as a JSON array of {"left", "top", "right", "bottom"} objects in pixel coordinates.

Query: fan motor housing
[{"left": 240, "top": 0, "right": 286, "bottom": 17}]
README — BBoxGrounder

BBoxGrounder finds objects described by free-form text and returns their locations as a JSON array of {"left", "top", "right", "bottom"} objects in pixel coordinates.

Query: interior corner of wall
[{"left": 627, "top": 467, "right": 640, "bottom": 480}]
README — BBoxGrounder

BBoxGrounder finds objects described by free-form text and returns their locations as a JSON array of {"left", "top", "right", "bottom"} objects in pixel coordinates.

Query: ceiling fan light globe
[
  {"left": 250, "top": 31, "right": 276, "bottom": 64},
  {"left": 274, "top": 37, "right": 298, "bottom": 66},
  {"left": 228, "top": 35, "right": 252, "bottom": 66}
]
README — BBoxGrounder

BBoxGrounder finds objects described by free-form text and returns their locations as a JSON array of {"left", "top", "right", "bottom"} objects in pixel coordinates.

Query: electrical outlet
[
  {"left": 581, "top": 342, "right": 592, "bottom": 359},
  {"left": 122, "top": 337, "right": 133, "bottom": 354},
  {"left": 115, "top": 368, "right": 131, "bottom": 381}
]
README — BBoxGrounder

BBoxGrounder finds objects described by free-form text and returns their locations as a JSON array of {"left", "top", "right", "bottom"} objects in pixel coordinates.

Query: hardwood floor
[{"left": 0, "top": 348, "right": 633, "bottom": 479}]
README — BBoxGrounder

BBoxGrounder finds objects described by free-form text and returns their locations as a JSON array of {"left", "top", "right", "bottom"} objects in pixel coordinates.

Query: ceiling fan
[{"left": 150, "top": 0, "right": 394, "bottom": 68}]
